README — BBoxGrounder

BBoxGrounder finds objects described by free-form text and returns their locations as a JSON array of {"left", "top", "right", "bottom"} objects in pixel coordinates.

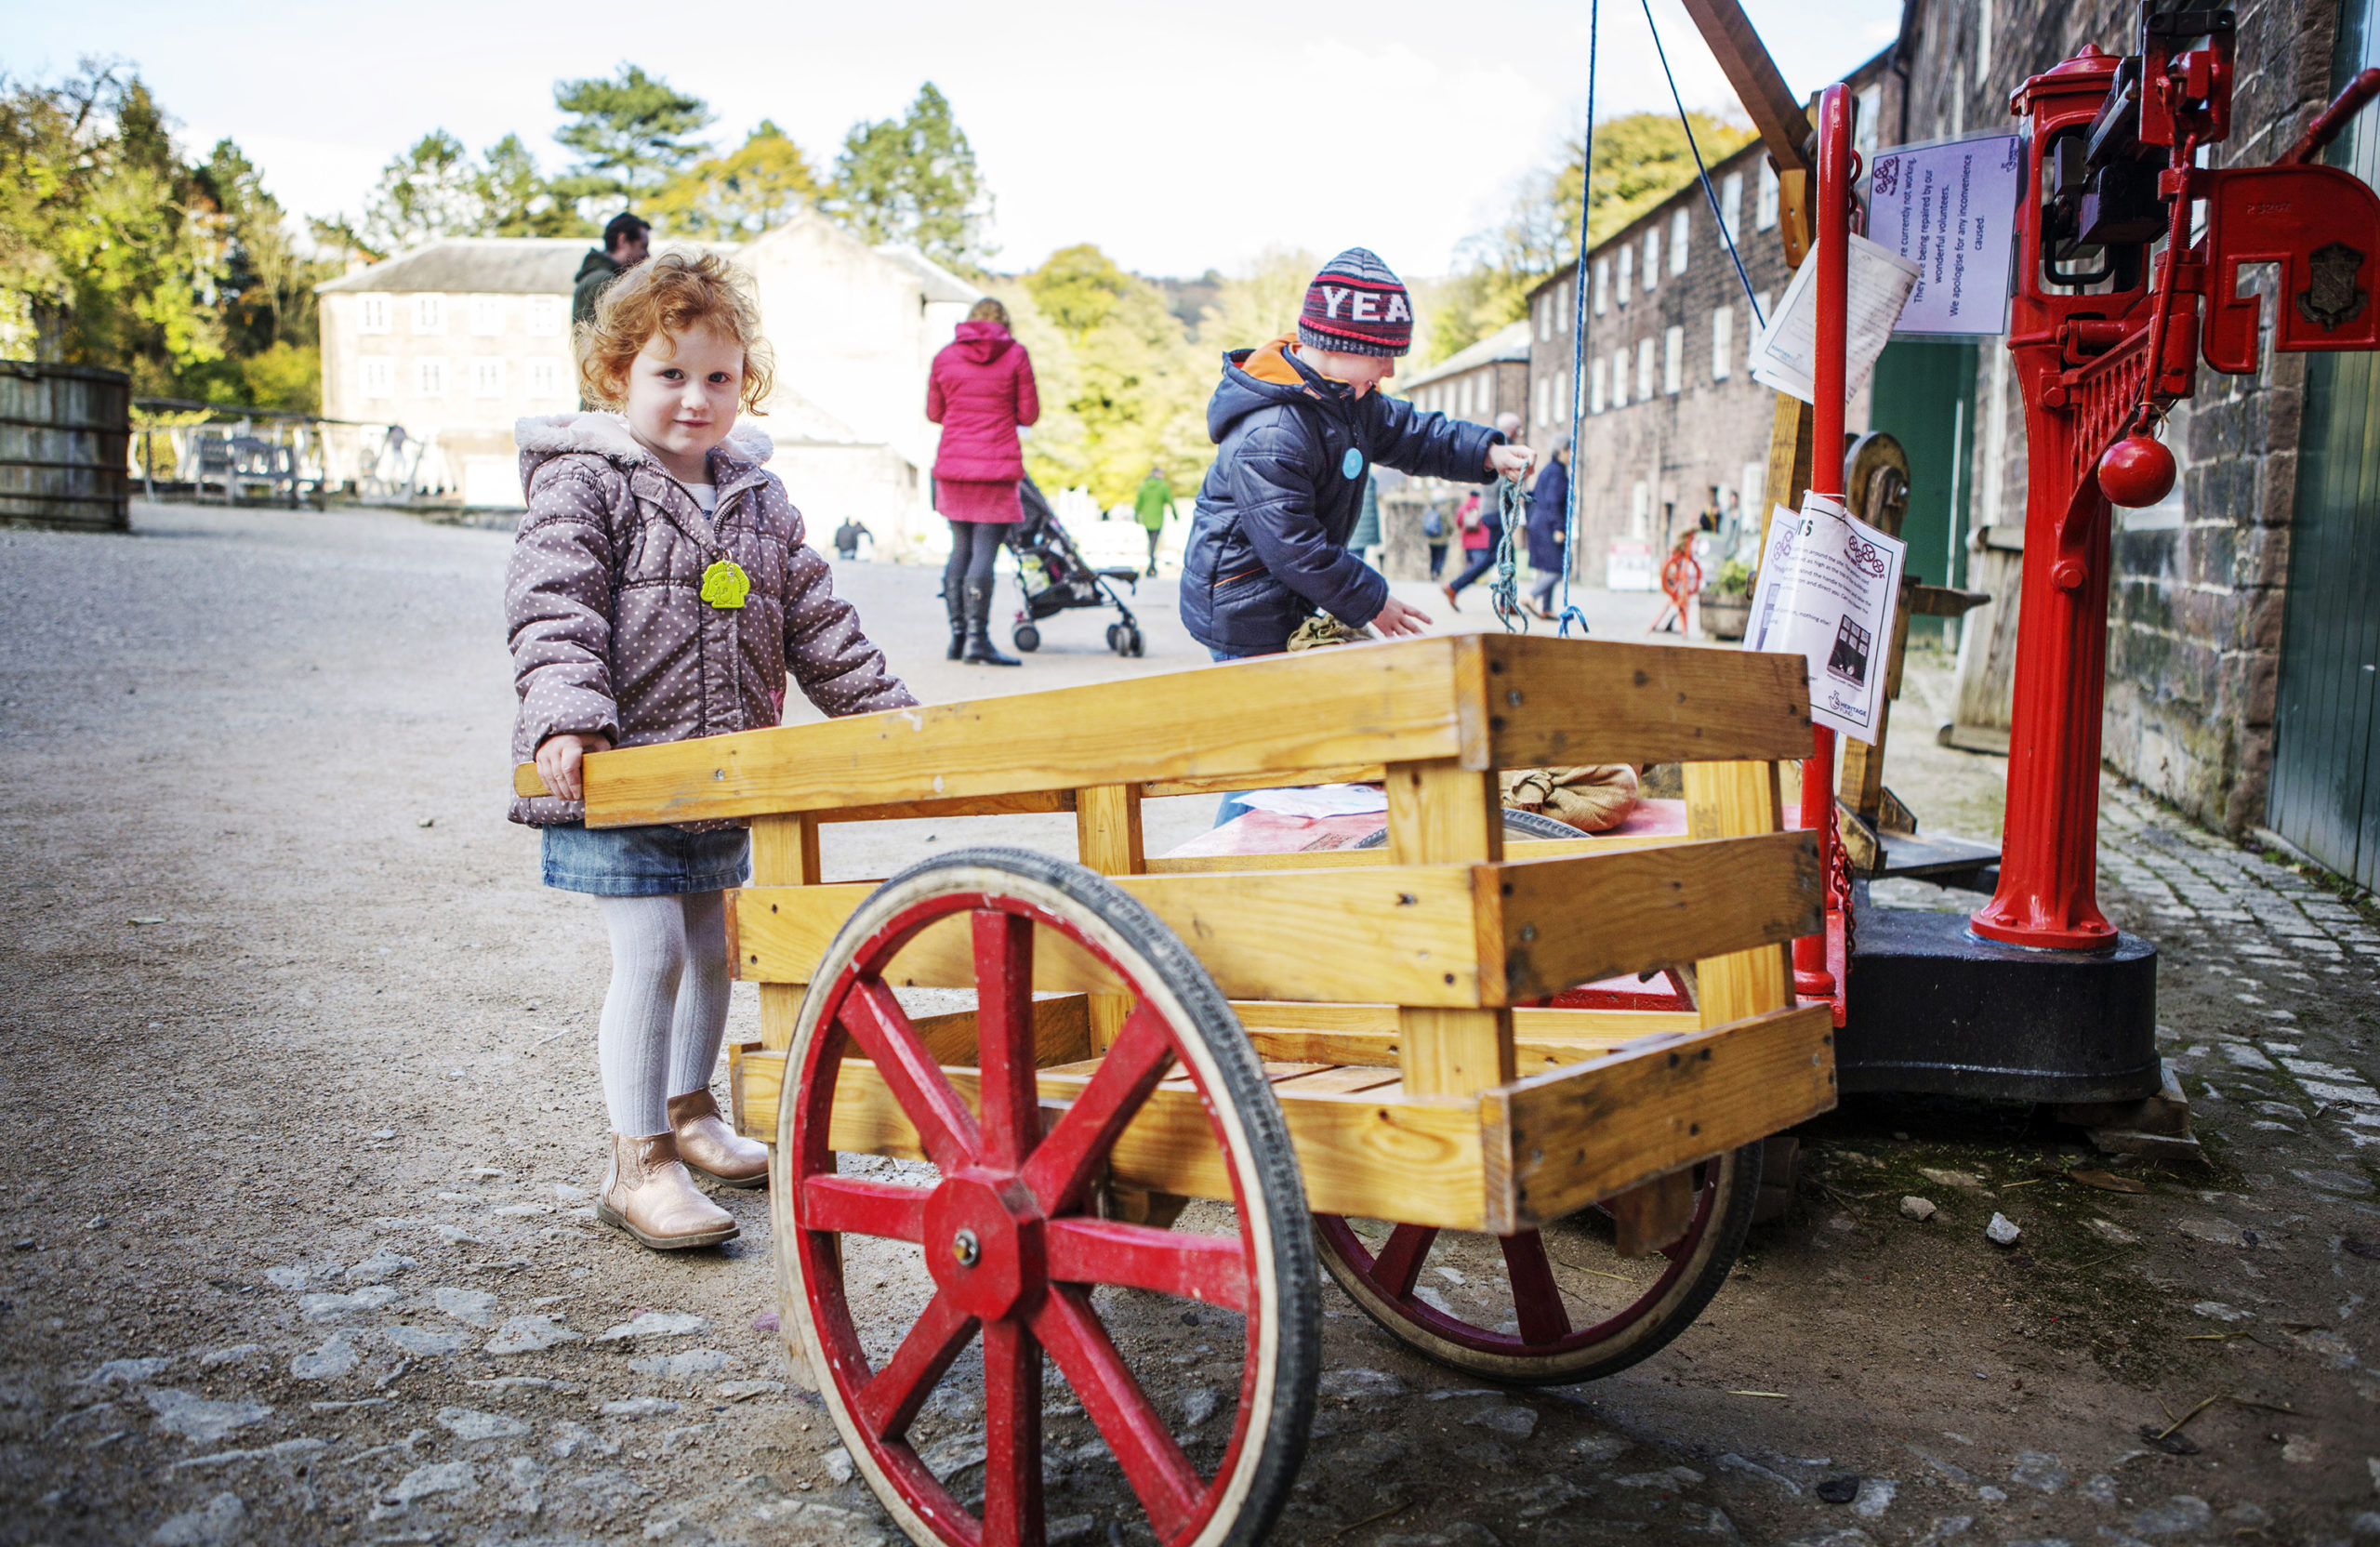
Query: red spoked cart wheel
[
  {"left": 773, "top": 848, "right": 1319, "bottom": 1547},
  {"left": 1314, "top": 1144, "right": 1762, "bottom": 1385}
]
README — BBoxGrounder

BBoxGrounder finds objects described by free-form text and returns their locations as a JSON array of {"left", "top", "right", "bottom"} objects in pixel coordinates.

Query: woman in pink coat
[{"left": 927, "top": 297, "right": 1041, "bottom": 665}]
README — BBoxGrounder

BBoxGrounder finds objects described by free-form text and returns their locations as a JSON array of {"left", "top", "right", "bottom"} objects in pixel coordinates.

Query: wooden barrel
[{"left": 0, "top": 362, "right": 131, "bottom": 532}]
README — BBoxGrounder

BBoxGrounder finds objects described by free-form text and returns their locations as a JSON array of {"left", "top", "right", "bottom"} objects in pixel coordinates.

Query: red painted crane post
[{"left": 1793, "top": 82, "right": 1857, "bottom": 999}]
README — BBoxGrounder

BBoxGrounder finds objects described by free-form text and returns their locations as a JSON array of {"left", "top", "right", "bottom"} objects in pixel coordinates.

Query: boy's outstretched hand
[
  {"left": 1487, "top": 443, "right": 1536, "bottom": 480},
  {"left": 1372, "top": 595, "right": 1435, "bottom": 637}
]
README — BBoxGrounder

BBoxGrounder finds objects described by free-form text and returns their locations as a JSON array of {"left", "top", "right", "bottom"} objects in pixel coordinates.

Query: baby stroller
[{"left": 1007, "top": 476, "right": 1146, "bottom": 656}]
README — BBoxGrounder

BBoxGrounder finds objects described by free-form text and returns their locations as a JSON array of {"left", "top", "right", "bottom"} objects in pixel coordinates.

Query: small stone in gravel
[
  {"left": 83, "top": 1357, "right": 170, "bottom": 1386},
  {"left": 152, "top": 1491, "right": 245, "bottom": 1546},
  {"left": 388, "top": 1460, "right": 475, "bottom": 1504},
  {"left": 628, "top": 1348, "right": 731, "bottom": 1381},
  {"left": 198, "top": 1346, "right": 260, "bottom": 1368},
  {"left": 1571, "top": 1434, "right": 1633, "bottom": 1463},
  {"left": 2294, "top": 1168, "right": 2376, "bottom": 1197},
  {"left": 1317, "top": 1368, "right": 1407, "bottom": 1402},
  {"left": 262, "top": 1266, "right": 310, "bottom": 1290},
  {"left": 1614, "top": 1466, "right": 1703, "bottom": 1489},
  {"left": 1815, "top": 1475, "right": 1861, "bottom": 1503},
  {"left": 433, "top": 1287, "right": 500, "bottom": 1327},
  {"left": 2009, "top": 1451, "right": 2068, "bottom": 1492},
  {"left": 345, "top": 1247, "right": 417, "bottom": 1283},
  {"left": 1466, "top": 1404, "right": 1539, "bottom": 1439},
  {"left": 486, "top": 1315, "right": 580, "bottom": 1355},
  {"left": 436, "top": 1224, "right": 483, "bottom": 1245},
  {"left": 2084, "top": 1219, "right": 2139, "bottom": 1246},
  {"left": 289, "top": 1335, "right": 361, "bottom": 1382},
  {"left": 386, "top": 1327, "right": 471, "bottom": 1357},
  {"left": 86, "top": 1214, "right": 107, "bottom": 1230},
  {"left": 298, "top": 1287, "right": 399, "bottom": 1323},
  {"left": 1984, "top": 1214, "right": 2021, "bottom": 1247},
  {"left": 1851, "top": 1478, "right": 1897, "bottom": 1517},
  {"left": 600, "top": 1396, "right": 681, "bottom": 1418},
  {"left": 2131, "top": 1494, "right": 2212, "bottom": 1535},
  {"left": 436, "top": 1407, "right": 530, "bottom": 1441},
  {"left": 2082, "top": 1474, "right": 2121, "bottom": 1504},
  {"left": 2171, "top": 1217, "right": 2245, "bottom": 1245},
  {"left": 594, "top": 1311, "right": 707, "bottom": 1342},
  {"left": 1178, "top": 1387, "right": 1221, "bottom": 1428},
  {"left": 823, "top": 1447, "right": 854, "bottom": 1484},
  {"left": 549, "top": 1421, "right": 618, "bottom": 1459},
  {"left": 553, "top": 1183, "right": 591, "bottom": 1202},
  {"left": 1048, "top": 1514, "right": 1098, "bottom": 1544},
  {"left": 146, "top": 1390, "right": 273, "bottom": 1444},
  {"left": 368, "top": 1129, "right": 396, "bottom": 1140},
  {"left": 1717, "top": 1453, "right": 1802, "bottom": 1494},
  {"left": 1900, "top": 1197, "right": 1937, "bottom": 1222},
  {"left": 2192, "top": 1301, "right": 2250, "bottom": 1323},
  {"left": 718, "top": 1381, "right": 785, "bottom": 1401},
  {"left": 1918, "top": 1169, "right": 1988, "bottom": 1194}
]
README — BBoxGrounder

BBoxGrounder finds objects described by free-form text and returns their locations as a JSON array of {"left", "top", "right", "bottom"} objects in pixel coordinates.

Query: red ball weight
[{"left": 2097, "top": 432, "right": 2176, "bottom": 508}]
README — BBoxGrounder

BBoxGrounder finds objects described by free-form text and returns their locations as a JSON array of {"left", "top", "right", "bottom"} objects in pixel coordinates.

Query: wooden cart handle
[{"left": 513, "top": 762, "right": 549, "bottom": 798}]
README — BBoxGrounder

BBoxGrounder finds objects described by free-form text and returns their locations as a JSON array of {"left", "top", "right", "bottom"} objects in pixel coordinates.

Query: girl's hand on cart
[
  {"left": 1488, "top": 443, "right": 1536, "bottom": 480},
  {"left": 536, "top": 733, "right": 613, "bottom": 801},
  {"left": 1372, "top": 594, "right": 1435, "bottom": 638}
]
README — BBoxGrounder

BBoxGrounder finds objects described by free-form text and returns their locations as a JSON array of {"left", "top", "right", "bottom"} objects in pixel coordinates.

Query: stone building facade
[{"left": 1896, "top": 0, "right": 2358, "bottom": 840}]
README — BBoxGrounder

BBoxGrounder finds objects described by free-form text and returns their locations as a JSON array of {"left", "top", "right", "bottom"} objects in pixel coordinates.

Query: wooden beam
[
  {"left": 1482, "top": 635, "right": 1814, "bottom": 767},
  {"left": 1142, "top": 766, "right": 1384, "bottom": 798},
  {"left": 1387, "top": 753, "right": 1513, "bottom": 1096},
  {"left": 1479, "top": 1004, "right": 1836, "bottom": 1230},
  {"left": 736, "top": 1051, "right": 1493, "bottom": 1231},
  {"left": 1680, "top": 761, "right": 1796, "bottom": 1025},
  {"left": 1144, "top": 831, "right": 1696, "bottom": 875},
  {"left": 567, "top": 638, "right": 1477, "bottom": 828},
  {"left": 1075, "top": 784, "right": 1145, "bottom": 1053},
  {"left": 1495, "top": 830, "right": 1821, "bottom": 1001},
  {"left": 1679, "top": 0, "right": 1814, "bottom": 175}
]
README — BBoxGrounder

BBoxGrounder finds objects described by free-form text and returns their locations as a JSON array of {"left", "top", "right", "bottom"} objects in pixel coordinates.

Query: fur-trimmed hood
[{"left": 514, "top": 412, "right": 773, "bottom": 496}]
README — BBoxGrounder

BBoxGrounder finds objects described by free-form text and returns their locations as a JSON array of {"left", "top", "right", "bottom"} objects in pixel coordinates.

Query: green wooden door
[
  {"left": 2270, "top": 0, "right": 2380, "bottom": 890},
  {"left": 1868, "top": 340, "right": 1980, "bottom": 638}
]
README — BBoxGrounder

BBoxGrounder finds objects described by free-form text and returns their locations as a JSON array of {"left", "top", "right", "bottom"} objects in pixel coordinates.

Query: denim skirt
[{"left": 540, "top": 822, "right": 751, "bottom": 896}]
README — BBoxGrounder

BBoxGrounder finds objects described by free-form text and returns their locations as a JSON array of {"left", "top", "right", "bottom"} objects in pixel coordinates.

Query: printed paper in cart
[{"left": 1744, "top": 492, "right": 1906, "bottom": 740}]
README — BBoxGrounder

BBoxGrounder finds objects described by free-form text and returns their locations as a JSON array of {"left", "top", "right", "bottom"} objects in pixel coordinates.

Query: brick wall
[{"left": 1905, "top": 0, "right": 2343, "bottom": 832}]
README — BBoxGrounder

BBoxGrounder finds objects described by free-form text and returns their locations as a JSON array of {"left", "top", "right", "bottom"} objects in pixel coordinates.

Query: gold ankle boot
[
  {"left": 668, "top": 1089, "right": 769, "bottom": 1189},
  {"left": 597, "top": 1131, "right": 739, "bottom": 1250}
]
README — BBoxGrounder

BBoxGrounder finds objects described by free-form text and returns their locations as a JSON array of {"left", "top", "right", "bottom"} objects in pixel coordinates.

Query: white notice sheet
[
  {"left": 1864, "top": 132, "right": 2026, "bottom": 337},
  {"left": 1744, "top": 493, "right": 1908, "bottom": 741},
  {"left": 1748, "top": 233, "right": 1920, "bottom": 407}
]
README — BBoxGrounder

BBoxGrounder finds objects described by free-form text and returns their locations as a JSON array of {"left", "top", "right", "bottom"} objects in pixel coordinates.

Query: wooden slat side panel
[
  {"left": 734, "top": 869, "right": 1490, "bottom": 1006},
  {"left": 1144, "top": 831, "right": 1696, "bottom": 875},
  {"left": 1479, "top": 1004, "right": 1837, "bottom": 1230},
  {"left": 1495, "top": 831, "right": 1821, "bottom": 999},
  {"left": 1485, "top": 635, "right": 1816, "bottom": 766},
  {"left": 1229, "top": 1001, "right": 1700, "bottom": 1040},
  {"left": 1142, "top": 765, "right": 1385, "bottom": 798},
  {"left": 1247, "top": 1025, "right": 1701, "bottom": 1075},
  {"left": 1681, "top": 760, "right": 1796, "bottom": 1025},
  {"left": 771, "top": 1060, "right": 1487, "bottom": 1230},
  {"left": 574, "top": 639, "right": 1470, "bottom": 826}
]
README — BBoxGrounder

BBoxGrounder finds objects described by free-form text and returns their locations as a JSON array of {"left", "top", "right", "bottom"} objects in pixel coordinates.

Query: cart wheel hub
[{"left": 922, "top": 1170, "right": 1044, "bottom": 1320}]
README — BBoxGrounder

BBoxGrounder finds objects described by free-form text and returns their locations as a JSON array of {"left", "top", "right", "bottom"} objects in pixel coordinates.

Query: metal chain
[{"left": 1488, "top": 475, "right": 1529, "bottom": 633}]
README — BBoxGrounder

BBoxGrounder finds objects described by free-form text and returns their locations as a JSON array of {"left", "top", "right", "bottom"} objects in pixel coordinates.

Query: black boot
[
  {"left": 943, "top": 584, "right": 965, "bottom": 661},
  {"left": 960, "top": 581, "right": 1020, "bottom": 666}
]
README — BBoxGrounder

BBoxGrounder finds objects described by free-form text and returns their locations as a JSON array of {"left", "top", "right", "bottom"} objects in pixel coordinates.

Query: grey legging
[{"left": 944, "top": 518, "right": 1003, "bottom": 603}]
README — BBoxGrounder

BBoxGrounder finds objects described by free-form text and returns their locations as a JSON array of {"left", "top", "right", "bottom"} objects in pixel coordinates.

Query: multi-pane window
[
  {"left": 413, "top": 294, "right": 446, "bottom": 335},
  {"left": 471, "top": 358, "right": 505, "bottom": 398},
  {"left": 1590, "top": 357, "right": 1606, "bottom": 415},
  {"left": 528, "top": 358, "right": 564, "bottom": 399},
  {"left": 1670, "top": 209, "right": 1690, "bottom": 274},
  {"left": 1594, "top": 258, "right": 1609, "bottom": 316},
  {"left": 1554, "top": 280, "right": 1571, "bottom": 331},
  {"left": 1642, "top": 230, "right": 1660, "bottom": 292},
  {"left": 1608, "top": 349, "right": 1628, "bottom": 409},
  {"left": 1636, "top": 337, "right": 1656, "bottom": 401},
  {"left": 415, "top": 357, "right": 447, "bottom": 397},
  {"left": 1757, "top": 163, "right": 1780, "bottom": 231},
  {"left": 1618, "top": 247, "right": 1633, "bottom": 306},
  {"left": 1712, "top": 307, "right": 1734, "bottom": 380},
  {"left": 358, "top": 295, "right": 392, "bottom": 335},
  {"left": 1663, "top": 325, "right": 1684, "bottom": 394},
  {"left": 1720, "top": 172, "right": 1744, "bottom": 241},
  {"left": 361, "top": 356, "right": 394, "bottom": 399},
  {"left": 469, "top": 296, "right": 504, "bottom": 337}
]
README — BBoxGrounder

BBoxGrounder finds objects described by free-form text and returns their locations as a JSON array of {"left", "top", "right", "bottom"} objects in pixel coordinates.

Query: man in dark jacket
[
  {"left": 572, "top": 213, "right": 651, "bottom": 328},
  {"left": 1180, "top": 248, "right": 1534, "bottom": 658}
]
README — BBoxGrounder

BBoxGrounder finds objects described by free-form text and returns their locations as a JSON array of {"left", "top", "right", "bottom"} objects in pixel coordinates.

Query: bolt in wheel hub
[{"left": 922, "top": 1170, "right": 1044, "bottom": 1321}]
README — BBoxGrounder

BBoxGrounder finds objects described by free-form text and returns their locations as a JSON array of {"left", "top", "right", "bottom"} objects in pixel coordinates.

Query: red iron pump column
[
  {"left": 1792, "top": 83, "right": 1856, "bottom": 998},
  {"left": 1968, "top": 51, "right": 2128, "bottom": 951}
]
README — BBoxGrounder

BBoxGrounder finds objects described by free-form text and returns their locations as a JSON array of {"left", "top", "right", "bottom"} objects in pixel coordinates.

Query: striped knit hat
[{"left": 1297, "top": 247, "right": 1414, "bottom": 357}]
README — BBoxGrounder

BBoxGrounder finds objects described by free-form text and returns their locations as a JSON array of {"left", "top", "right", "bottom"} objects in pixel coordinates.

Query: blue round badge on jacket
[{"left": 1342, "top": 447, "right": 1363, "bottom": 480}]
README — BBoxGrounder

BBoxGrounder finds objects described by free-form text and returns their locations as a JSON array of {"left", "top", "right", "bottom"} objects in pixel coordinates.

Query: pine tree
[
  {"left": 549, "top": 64, "right": 712, "bottom": 214},
  {"left": 826, "top": 83, "right": 990, "bottom": 271}
]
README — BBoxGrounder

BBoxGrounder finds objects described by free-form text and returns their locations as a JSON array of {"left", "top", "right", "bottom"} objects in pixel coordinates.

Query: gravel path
[{"left": 2, "top": 504, "right": 2375, "bottom": 1546}]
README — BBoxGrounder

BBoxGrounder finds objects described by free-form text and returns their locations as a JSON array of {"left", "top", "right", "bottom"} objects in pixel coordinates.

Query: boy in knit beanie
[{"left": 1180, "top": 248, "right": 1534, "bottom": 659}]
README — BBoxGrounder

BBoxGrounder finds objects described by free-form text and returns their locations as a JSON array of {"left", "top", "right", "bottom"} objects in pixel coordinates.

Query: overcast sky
[{"left": 18, "top": 0, "right": 1902, "bottom": 278}]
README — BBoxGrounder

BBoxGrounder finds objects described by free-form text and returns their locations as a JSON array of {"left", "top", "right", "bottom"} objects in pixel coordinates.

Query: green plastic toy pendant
[{"left": 699, "top": 559, "right": 750, "bottom": 610}]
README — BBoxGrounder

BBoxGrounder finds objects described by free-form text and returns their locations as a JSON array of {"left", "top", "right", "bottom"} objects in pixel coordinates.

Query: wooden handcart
[{"left": 521, "top": 633, "right": 1834, "bottom": 1547}]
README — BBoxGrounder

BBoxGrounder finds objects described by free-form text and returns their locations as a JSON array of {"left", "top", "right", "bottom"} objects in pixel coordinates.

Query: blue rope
[
  {"left": 1489, "top": 475, "right": 1529, "bottom": 632},
  {"left": 1554, "top": 0, "right": 1600, "bottom": 640},
  {"left": 1640, "top": 0, "right": 1766, "bottom": 329}
]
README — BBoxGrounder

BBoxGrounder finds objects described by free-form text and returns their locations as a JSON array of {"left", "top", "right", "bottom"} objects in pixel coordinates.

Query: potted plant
[{"left": 1699, "top": 558, "right": 1754, "bottom": 641}]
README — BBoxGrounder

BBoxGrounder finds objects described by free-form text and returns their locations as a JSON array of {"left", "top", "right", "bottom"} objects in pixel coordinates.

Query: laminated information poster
[
  {"left": 1864, "top": 131, "right": 2026, "bottom": 337},
  {"left": 1745, "top": 493, "right": 1907, "bottom": 741},
  {"left": 1748, "top": 232, "right": 1920, "bottom": 405}
]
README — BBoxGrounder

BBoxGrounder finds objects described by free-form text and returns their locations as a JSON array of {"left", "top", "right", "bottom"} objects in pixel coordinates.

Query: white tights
[{"left": 592, "top": 892, "right": 733, "bottom": 1136}]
